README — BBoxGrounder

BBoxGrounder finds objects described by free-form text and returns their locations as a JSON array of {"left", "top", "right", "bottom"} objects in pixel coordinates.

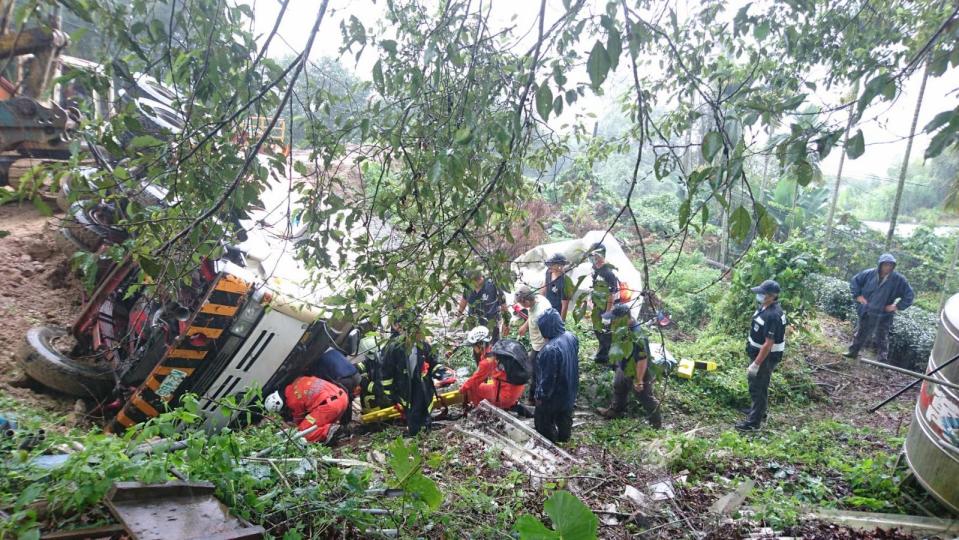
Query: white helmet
[
  {"left": 466, "top": 326, "right": 491, "bottom": 345},
  {"left": 264, "top": 391, "right": 284, "bottom": 413}
]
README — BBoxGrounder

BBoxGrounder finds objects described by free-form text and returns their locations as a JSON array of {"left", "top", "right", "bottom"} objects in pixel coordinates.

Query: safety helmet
[
  {"left": 466, "top": 326, "right": 492, "bottom": 345},
  {"left": 264, "top": 391, "right": 284, "bottom": 413}
]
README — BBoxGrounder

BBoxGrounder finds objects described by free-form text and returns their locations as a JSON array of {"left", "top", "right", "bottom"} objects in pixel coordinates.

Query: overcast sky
[{"left": 250, "top": 0, "right": 958, "bottom": 184}]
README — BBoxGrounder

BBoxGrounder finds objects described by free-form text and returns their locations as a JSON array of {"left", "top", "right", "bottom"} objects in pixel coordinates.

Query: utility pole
[
  {"left": 825, "top": 82, "right": 859, "bottom": 243},
  {"left": 886, "top": 59, "right": 931, "bottom": 250}
]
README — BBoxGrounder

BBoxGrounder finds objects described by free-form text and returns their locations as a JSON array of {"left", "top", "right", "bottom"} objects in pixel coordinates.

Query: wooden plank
[{"left": 41, "top": 523, "right": 126, "bottom": 539}]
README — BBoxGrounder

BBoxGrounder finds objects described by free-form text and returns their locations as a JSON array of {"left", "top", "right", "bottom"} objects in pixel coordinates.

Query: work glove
[{"left": 747, "top": 362, "right": 760, "bottom": 378}]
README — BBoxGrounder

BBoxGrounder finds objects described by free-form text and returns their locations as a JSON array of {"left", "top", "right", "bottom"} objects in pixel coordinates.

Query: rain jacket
[
  {"left": 850, "top": 253, "right": 915, "bottom": 315},
  {"left": 284, "top": 376, "right": 349, "bottom": 443},
  {"left": 312, "top": 348, "right": 359, "bottom": 381},
  {"left": 534, "top": 308, "right": 579, "bottom": 410},
  {"left": 461, "top": 353, "right": 525, "bottom": 409},
  {"left": 380, "top": 334, "right": 437, "bottom": 435}
]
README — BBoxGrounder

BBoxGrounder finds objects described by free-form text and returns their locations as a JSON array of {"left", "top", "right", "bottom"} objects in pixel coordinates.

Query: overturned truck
[{"left": 19, "top": 254, "right": 359, "bottom": 434}]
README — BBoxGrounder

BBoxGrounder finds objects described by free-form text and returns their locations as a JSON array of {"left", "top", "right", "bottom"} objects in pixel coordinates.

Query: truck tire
[
  {"left": 18, "top": 326, "right": 115, "bottom": 398},
  {"left": 56, "top": 176, "right": 72, "bottom": 214},
  {"left": 61, "top": 217, "right": 104, "bottom": 252}
]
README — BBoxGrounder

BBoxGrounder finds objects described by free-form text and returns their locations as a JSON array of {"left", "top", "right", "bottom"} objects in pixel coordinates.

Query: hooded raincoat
[
  {"left": 534, "top": 309, "right": 579, "bottom": 410},
  {"left": 850, "top": 253, "right": 915, "bottom": 315}
]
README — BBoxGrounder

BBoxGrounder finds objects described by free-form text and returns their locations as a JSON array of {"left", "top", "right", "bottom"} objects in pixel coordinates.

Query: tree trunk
[
  {"left": 940, "top": 234, "right": 959, "bottom": 312},
  {"left": 886, "top": 59, "right": 931, "bottom": 250},
  {"left": 825, "top": 82, "right": 859, "bottom": 243}
]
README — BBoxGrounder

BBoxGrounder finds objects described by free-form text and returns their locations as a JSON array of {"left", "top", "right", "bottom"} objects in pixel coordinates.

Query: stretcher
[{"left": 360, "top": 388, "right": 464, "bottom": 424}]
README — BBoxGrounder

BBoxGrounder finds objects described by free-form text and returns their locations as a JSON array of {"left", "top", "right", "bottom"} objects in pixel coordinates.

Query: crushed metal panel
[
  {"left": 104, "top": 481, "right": 264, "bottom": 540},
  {"left": 455, "top": 400, "right": 580, "bottom": 480}
]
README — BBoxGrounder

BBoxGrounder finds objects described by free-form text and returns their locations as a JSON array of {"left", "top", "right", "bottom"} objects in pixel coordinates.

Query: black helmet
[
  {"left": 490, "top": 338, "right": 528, "bottom": 365},
  {"left": 546, "top": 253, "right": 569, "bottom": 265},
  {"left": 589, "top": 242, "right": 606, "bottom": 255}
]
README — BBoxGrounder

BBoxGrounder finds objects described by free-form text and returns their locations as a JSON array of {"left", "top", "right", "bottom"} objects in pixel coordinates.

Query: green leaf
[
  {"left": 406, "top": 473, "right": 443, "bottom": 510},
  {"left": 730, "top": 205, "right": 751, "bottom": 242},
  {"left": 454, "top": 127, "right": 473, "bottom": 145},
  {"left": 372, "top": 59, "right": 385, "bottom": 92},
  {"left": 544, "top": 491, "right": 598, "bottom": 539},
  {"left": 678, "top": 199, "right": 691, "bottom": 226},
  {"left": 0, "top": 230, "right": 8, "bottom": 239},
  {"left": 514, "top": 515, "right": 561, "bottom": 540},
  {"left": 654, "top": 153, "right": 675, "bottom": 179},
  {"left": 753, "top": 21, "right": 770, "bottom": 41},
  {"left": 701, "top": 131, "right": 723, "bottom": 162},
  {"left": 553, "top": 96, "right": 564, "bottom": 116},
  {"left": 924, "top": 108, "right": 957, "bottom": 133},
  {"left": 724, "top": 118, "right": 743, "bottom": 146},
  {"left": 606, "top": 29, "right": 622, "bottom": 70},
  {"left": 128, "top": 135, "right": 163, "bottom": 150},
  {"left": 536, "top": 83, "right": 553, "bottom": 121},
  {"left": 845, "top": 129, "right": 864, "bottom": 159},
  {"left": 586, "top": 40, "right": 611, "bottom": 90},
  {"left": 795, "top": 160, "right": 814, "bottom": 186}
]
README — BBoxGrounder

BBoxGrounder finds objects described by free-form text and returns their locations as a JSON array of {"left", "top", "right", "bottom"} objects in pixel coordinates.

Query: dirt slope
[{"left": 0, "top": 203, "right": 84, "bottom": 413}]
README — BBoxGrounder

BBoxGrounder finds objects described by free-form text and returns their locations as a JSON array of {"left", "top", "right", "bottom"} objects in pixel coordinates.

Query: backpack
[{"left": 490, "top": 338, "right": 532, "bottom": 385}]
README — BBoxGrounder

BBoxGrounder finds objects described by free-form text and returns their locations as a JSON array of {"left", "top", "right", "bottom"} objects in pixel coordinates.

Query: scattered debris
[
  {"left": 104, "top": 481, "right": 266, "bottom": 540},
  {"left": 600, "top": 503, "right": 620, "bottom": 526},
  {"left": 747, "top": 527, "right": 779, "bottom": 538},
  {"left": 709, "top": 478, "right": 755, "bottom": 516},
  {"left": 810, "top": 508, "right": 959, "bottom": 536},
  {"left": 454, "top": 400, "right": 579, "bottom": 481},
  {"left": 622, "top": 485, "right": 648, "bottom": 508},
  {"left": 648, "top": 479, "right": 675, "bottom": 500}
]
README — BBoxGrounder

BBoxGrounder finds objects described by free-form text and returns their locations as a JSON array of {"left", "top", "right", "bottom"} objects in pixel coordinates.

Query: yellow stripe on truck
[{"left": 199, "top": 303, "right": 238, "bottom": 316}]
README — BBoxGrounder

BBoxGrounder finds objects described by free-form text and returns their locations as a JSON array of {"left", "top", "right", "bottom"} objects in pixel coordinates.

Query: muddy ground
[{"left": 0, "top": 203, "right": 84, "bottom": 414}]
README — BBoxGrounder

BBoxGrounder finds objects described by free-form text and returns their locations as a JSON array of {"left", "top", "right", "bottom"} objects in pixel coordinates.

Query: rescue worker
[
  {"left": 534, "top": 308, "right": 580, "bottom": 443},
  {"left": 466, "top": 325, "right": 493, "bottom": 364},
  {"left": 460, "top": 338, "right": 529, "bottom": 414},
  {"left": 515, "top": 285, "right": 552, "bottom": 405},
  {"left": 736, "top": 279, "right": 787, "bottom": 432},
  {"left": 309, "top": 347, "right": 362, "bottom": 396},
  {"left": 543, "top": 253, "right": 575, "bottom": 320},
  {"left": 458, "top": 270, "right": 508, "bottom": 342},
  {"left": 843, "top": 253, "right": 915, "bottom": 366},
  {"left": 264, "top": 376, "right": 350, "bottom": 445},
  {"left": 596, "top": 304, "right": 662, "bottom": 428},
  {"left": 380, "top": 313, "right": 438, "bottom": 436},
  {"left": 588, "top": 243, "right": 621, "bottom": 365}
]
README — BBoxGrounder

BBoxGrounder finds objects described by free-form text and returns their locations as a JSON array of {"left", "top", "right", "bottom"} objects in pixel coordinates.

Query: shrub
[
  {"left": 650, "top": 250, "right": 724, "bottom": 330},
  {"left": 889, "top": 307, "right": 938, "bottom": 370},
  {"left": 712, "top": 238, "right": 825, "bottom": 334},
  {"left": 807, "top": 273, "right": 856, "bottom": 321}
]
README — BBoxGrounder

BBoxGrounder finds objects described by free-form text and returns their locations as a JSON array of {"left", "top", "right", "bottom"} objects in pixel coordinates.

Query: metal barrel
[{"left": 904, "top": 293, "right": 959, "bottom": 512}]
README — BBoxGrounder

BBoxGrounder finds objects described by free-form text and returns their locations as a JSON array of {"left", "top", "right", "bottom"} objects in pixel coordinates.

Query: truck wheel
[
  {"left": 18, "top": 326, "right": 115, "bottom": 398},
  {"left": 56, "top": 176, "right": 72, "bottom": 214},
  {"left": 61, "top": 217, "right": 104, "bottom": 252}
]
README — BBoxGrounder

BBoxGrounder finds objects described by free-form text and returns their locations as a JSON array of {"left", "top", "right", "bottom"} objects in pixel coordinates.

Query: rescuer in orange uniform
[
  {"left": 460, "top": 334, "right": 532, "bottom": 416},
  {"left": 264, "top": 376, "right": 350, "bottom": 444}
]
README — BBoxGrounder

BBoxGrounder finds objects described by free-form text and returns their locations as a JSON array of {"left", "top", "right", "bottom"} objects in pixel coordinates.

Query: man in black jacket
[
  {"left": 736, "top": 280, "right": 787, "bottom": 432},
  {"left": 380, "top": 312, "right": 437, "bottom": 436}
]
